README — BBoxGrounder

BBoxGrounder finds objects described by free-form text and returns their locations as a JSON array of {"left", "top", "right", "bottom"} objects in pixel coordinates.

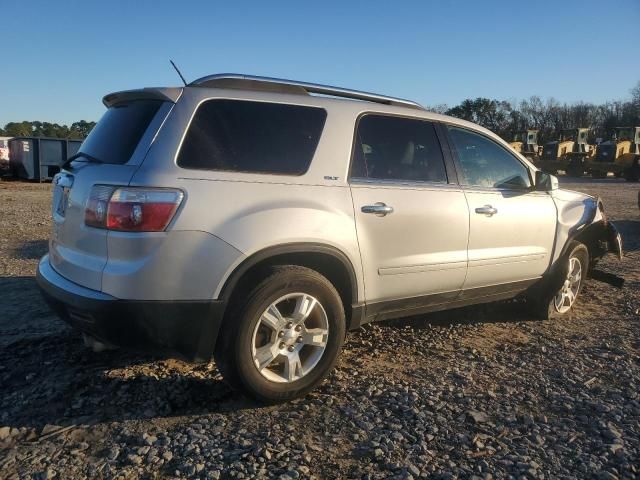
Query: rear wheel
[
  {"left": 215, "top": 266, "right": 345, "bottom": 402},
  {"left": 528, "top": 242, "right": 589, "bottom": 320}
]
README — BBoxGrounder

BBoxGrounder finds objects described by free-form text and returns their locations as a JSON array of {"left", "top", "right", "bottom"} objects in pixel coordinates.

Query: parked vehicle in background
[
  {"left": 36, "top": 74, "right": 623, "bottom": 402},
  {"left": 509, "top": 129, "right": 541, "bottom": 161},
  {"left": 538, "top": 128, "right": 594, "bottom": 177},
  {"left": 587, "top": 127, "right": 640, "bottom": 181}
]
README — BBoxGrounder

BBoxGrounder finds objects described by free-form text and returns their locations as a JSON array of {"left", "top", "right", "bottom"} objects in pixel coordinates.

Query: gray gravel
[{"left": 0, "top": 178, "right": 638, "bottom": 479}]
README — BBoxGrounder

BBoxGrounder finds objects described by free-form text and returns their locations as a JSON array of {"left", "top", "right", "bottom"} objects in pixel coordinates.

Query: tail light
[{"left": 85, "top": 186, "right": 183, "bottom": 232}]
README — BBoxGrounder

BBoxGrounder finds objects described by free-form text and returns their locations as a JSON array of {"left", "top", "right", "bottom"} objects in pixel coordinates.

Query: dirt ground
[{"left": 0, "top": 177, "right": 638, "bottom": 480}]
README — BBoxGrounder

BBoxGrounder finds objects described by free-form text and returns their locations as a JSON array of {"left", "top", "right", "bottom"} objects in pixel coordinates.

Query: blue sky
[{"left": 2, "top": 0, "right": 639, "bottom": 125}]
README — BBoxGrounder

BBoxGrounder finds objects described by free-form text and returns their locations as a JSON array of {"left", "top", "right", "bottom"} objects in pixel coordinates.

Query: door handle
[
  {"left": 475, "top": 205, "right": 498, "bottom": 216},
  {"left": 361, "top": 202, "right": 394, "bottom": 216}
]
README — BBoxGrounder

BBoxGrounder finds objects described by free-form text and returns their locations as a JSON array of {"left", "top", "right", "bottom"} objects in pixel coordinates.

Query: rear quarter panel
[{"left": 129, "top": 87, "right": 364, "bottom": 302}]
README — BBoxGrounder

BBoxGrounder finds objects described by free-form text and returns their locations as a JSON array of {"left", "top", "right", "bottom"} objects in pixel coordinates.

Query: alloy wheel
[
  {"left": 554, "top": 256, "right": 582, "bottom": 313},
  {"left": 251, "top": 293, "right": 329, "bottom": 383}
]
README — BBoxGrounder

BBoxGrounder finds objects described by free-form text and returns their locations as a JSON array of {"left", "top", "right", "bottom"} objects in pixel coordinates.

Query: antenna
[{"left": 170, "top": 60, "right": 187, "bottom": 86}]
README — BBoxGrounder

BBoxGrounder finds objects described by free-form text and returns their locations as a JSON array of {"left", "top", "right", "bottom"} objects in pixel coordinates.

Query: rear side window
[
  {"left": 177, "top": 100, "right": 327, "bottom": 175},
  {"left": 79, "top": 100, "right": 163, "bottom": 164},
  {"left": 351, "top": 114, "right": 447, "bottom": 183}
]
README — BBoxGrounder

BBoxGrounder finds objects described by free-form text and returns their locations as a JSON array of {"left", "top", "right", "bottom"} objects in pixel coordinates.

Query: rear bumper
[{"left": 36, "top": 255, "right": 224, "bottom": 363}]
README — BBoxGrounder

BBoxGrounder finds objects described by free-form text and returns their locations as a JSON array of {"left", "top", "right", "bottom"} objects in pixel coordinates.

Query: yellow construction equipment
[
  {"left": 588, "top": 127, "right": 640, "bottom": 181},
  {"left": 537, "top": 128, "right": 594, "bottom": 176},
  {"left": 509, "top": 129, "right": 541, "bottom": 161}
]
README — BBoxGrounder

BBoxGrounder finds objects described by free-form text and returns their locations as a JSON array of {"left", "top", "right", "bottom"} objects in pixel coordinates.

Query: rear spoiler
[{"left": 102, "top": 87, "right": 182, "bottom": 108}]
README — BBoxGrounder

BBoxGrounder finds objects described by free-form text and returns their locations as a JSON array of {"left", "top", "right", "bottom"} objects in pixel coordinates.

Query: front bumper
[{"left": 36, "top": 255, "right": 224, "bottom": 363}]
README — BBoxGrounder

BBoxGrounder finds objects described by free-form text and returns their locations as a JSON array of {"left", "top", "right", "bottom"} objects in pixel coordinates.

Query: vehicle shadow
[
  {"left": 12, "top": 239, "right": 49, "bottom": 260},
  {"left": 0, "top": 328, "right": 261, "bottom": 433},
  {"left": 0, "top": 275, "right": 261, "bottom": 434},
  {"left": 0, "top": 273, "right": 548, "bottom": 434}
]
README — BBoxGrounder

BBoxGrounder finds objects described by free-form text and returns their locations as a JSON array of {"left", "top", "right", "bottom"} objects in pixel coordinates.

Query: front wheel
[
  {"left": 215, "top": 266, "right": 345, "bottom": 402},
  {"left": 528, "top": 242, "right": 589, "bottom": 320}
]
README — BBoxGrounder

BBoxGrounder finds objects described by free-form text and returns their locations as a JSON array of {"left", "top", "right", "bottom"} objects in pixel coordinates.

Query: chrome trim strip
[
  {"left": 468, "top": 253, "right": 546, "bottom": 267},
  {"left": 379, "top": 261, "right": 467, "bottom": 276},
  {"left": 349, "top": 177, "right": 461, "bottom": 190}
]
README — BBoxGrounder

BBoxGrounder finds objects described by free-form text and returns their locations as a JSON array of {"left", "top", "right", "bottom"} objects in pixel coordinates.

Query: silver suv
[{"left": 37, "top": 74, "right": 622, "bottom": 402}]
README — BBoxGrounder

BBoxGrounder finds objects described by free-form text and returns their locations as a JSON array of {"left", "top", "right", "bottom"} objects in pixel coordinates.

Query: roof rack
[{"left": 189, "top": 73, "right": 424, "bottom": 110}]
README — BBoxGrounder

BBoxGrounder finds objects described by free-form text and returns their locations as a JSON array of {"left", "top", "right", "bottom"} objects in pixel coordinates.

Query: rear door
[
  {"left": 50, "top": 99, "right": 171, "bottom": 290},
  {"left": 349, "top": 114, "right": 469, "bottom": 315},
  {"left": 444, "top": 125, "right": 556, "bottom": 293}
]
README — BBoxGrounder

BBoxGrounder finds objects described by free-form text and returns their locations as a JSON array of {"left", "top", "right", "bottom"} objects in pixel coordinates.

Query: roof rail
[{"left": 189, "top": 73, "right": 424, "bottom": 110}]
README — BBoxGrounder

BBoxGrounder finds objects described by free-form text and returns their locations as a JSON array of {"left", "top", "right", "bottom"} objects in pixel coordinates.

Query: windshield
[
  {"left": 78, "top": 100, "right": 163, "bottom": 164},
  {"left": 616, "top": 129, "right": 632, "bottom": 141}
]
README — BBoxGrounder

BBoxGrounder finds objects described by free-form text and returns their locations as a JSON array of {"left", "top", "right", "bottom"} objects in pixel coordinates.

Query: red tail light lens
[
  {"left": 85, "top": 185, "right": 116, "bottom": 228},
  {"left": 85, "top": 186, "right": 183, "bottom": 232}
]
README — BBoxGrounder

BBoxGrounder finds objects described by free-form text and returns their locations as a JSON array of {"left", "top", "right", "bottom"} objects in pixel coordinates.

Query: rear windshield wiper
[{"left": 61, "top": 152, "right": 103, "bottom": 170}]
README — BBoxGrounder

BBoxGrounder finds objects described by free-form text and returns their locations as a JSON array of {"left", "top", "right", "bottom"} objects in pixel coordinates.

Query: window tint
[
  {"left": 177, "top": 100, "right": 326, "bottom": 175},
  {"left": 79, "top": 100, "right": 163, "bottom": 165},
  {"left": 351, "top": 115, "right": 447, "bottom": 183},
  {"left": 447, "top": 126, "right": 531, "bottom": 189}
]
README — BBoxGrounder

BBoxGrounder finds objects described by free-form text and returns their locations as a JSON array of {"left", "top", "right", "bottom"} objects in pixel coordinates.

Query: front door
[
  {"left": 349, "top": 114, "right": 469, "bottom": 313},
  {"left": 445, "top": 125, "right": 556, "bottom": 292}
]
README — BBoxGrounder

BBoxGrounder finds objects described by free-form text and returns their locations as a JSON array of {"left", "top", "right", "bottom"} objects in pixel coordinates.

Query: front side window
[
  {"left": 351, "top": 115, "right": 447, "bottom": 183},
  {"left": 447, "top": 126, "right": 532, "bottom": 189},
  {"left": 177, "top": 100, "right": 326, "bottom": 175}
]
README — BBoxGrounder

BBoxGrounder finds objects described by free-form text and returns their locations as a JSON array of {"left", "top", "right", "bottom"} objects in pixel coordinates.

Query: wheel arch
[
  {"left": 217, "top": 243, "right": 363, "bottom": 331},
  {"left": 533, "top": 196, "right": 618, "bottom": 302}
]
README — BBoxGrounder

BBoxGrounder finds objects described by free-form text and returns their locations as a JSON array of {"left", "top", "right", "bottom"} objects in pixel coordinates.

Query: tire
[
  {"left": 624, "top": 163, "right": 640, "bottom": 182},
  {"left": 527, "top": 241, "right": 589, "bottom": 320},
  {"left": 566, "top": 162, "right": 583, "bottom": 177},
  {"left": 214, "top": 265, "right": 345, "bottom": 403}
]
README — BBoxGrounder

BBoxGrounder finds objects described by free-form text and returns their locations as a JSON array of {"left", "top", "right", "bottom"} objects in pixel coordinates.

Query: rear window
[
  {"left": 79, "top": 100, "right": 163, "bottom": 165},
  {"left": 177, "top": 100, "right": 327, "bottom": 175}
]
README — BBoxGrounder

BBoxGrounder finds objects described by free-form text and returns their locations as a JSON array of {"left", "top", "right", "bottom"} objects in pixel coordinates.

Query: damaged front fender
[{"left": 551, "top": 189, "right": 623, "bottom": 266}]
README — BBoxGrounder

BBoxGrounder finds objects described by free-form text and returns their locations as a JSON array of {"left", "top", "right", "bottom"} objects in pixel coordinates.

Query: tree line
[
  {"left": 429, "top": 81, "right": 640, "bottom": 144},
  {"left": 1, "top": 81, "right": 638, "bottom": 145},
  {"left": 0, "top": 120, "right": 96, "bottom": 139}
]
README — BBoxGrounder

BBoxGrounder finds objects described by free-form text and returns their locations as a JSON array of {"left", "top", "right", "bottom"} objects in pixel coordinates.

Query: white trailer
[{"left": 0, "top": 136, "right": 12, "bottom": 167}]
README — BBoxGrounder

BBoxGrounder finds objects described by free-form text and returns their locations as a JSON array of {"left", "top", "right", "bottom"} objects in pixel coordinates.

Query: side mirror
[{"left": 535, "top": 171, "right": 558, "bottom": 192}]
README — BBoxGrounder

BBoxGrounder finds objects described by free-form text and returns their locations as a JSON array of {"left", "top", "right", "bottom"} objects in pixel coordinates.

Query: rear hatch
[{"left": 49, "top": 95, "right": 176, "bottom": 290}]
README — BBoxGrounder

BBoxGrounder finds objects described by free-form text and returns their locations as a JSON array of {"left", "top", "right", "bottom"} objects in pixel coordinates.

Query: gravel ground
[{"left": 0, "top": 177, "right": 638, "bottom": 480}]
